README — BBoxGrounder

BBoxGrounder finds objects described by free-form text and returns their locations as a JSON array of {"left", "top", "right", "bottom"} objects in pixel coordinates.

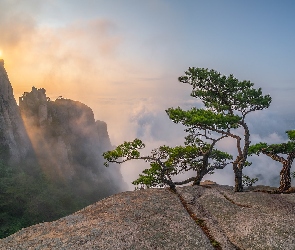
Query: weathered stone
[
  {"left": 0, "top": 188, "right": 213, "bottom": 250},
  {"left": 178, "top": 184, "right": 295, "bottom": 250},
  {"left": 1, "top": 184, "right": 294, "bottom": 249}
]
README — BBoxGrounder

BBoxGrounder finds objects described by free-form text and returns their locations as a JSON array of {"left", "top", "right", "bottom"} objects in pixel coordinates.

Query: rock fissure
[
  {"left": 178, "top": 186, "right": 244, "bottom": 250},
  {"left": 219, "top": 191, "right": 252, "bottom": 208},
  {"left": 171, "top": 188, "right": 222, "bottom": 250}
]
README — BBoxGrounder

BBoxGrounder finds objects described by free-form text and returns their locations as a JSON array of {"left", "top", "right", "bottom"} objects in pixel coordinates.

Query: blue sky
[
  {"left": 0, "top": 0, "right": 294, "bottom": 188},
  {"left": 24, "top": 1, "right": 295, "bottom": 79}
]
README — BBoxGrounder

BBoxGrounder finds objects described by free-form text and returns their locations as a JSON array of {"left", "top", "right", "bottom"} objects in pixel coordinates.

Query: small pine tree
[
  {"left": 249, "top": 130, "right": 295, "bottom": 192},
  {"left": 103, "top": 138, "right": 232, "bottom": 190}
]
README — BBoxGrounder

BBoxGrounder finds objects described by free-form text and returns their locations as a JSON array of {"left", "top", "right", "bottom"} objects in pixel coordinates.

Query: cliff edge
[{"left": 1, "top": 183, "right": 294, "bottom": 249}]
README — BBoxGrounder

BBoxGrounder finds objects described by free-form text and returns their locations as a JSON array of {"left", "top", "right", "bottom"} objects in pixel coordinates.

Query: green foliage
[
  {"left": 243, "top": 161, "right": 252, "bottom": 167},
  {"left": 287, "top": 130, "right": 295, "bottom": 141},
  {"left": 242, "top": 174, "right": 258, "bottom": 187},
  {"left": 105, "top": 67, "right": 271, "bottom": 192},
  {"left": 103, "top": 139, "right": 145, "bottom": 167},
  {"left": 166, "top": 107, "right": 241, "bottom": 131},
  {"left": 178, "top": 67, "right": 272, "bottom": 115},
  {"left": 132, "top": 162, "right": 164, "bottom": 189},
  {"left": 104, "top": 139, "right": 232, "bottom": 189},
  {"left": 211, "top": 240, "right": 221, "bottom": 247},
  {"left": 0, "top": 160, "right": 95, "bottom": 239},
  {"left": 249, "top": 141, "right": 295, "bottom": 156},
  {"left": 248, "top": 130, "right": 295, "bottom": 191},
  {"left": 210, "top": 149, "right": 233, "bottom": 164},
  {"left": 248, "top": 142, "right": 268, "bottom": 155},
  {"left": 175, "top": 67, "right": 271, "bottom": 192},
  {"left": 249, "top": 130, "right": 295, "bottom": 157}
]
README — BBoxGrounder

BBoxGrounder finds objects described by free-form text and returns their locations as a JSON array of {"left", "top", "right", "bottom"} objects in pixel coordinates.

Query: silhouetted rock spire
[{"left": 0, "top": 60, "right": 33, "bottom": 163}]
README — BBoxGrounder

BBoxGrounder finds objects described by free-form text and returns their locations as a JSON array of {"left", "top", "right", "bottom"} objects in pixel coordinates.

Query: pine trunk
[
  {"left": 233, "top": 163, "right": 243, "bottom": 192},
  {"left": 192, "top": 173, "right": 203, "bottom": 186},
  {"left": 192, "top": 179, "right": 201, "bottom": 186},
  {"left": 192, "top": 153, "right": 210, "bottom": 186},
  {"left": 279, "top": 161, "right": 292, "bottom": 192}
]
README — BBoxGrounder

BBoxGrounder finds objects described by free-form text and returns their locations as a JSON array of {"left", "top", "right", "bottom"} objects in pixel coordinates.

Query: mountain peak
[{"left": 0, "top": 59, "right": 3, "bottom": 66}]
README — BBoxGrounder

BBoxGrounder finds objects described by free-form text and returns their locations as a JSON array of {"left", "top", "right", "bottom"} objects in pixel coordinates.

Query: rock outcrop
[
  {"left": 0, "top": 60, "right": 126, "bottom": 202},
  {"left": 1, "top": 183, "right": 294, "bottom": 249},
  {"left": 19, "top": 86, "right": 126, "bottom": 197},
  {"left": 0, "top": 59, "right": 33, "bottom": 164},
  {"left": 0, "top": 61, "right": 128, "bottom": 238}
]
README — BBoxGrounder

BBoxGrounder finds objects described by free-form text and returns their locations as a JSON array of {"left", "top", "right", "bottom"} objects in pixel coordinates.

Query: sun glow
[{"left": 0, "top": 50, "right": 3, "bottom": 58}]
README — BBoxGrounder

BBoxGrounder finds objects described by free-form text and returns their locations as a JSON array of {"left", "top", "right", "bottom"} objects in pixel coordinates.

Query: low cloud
[
  {"left": 121, "top": 102, "right": 295, "bottom": 190},
  {"left": 0, "top": 2, "right": 124, "bottom": 101},
  {"left": 1, "top": 1, "right": 294, "bottom": 191}
]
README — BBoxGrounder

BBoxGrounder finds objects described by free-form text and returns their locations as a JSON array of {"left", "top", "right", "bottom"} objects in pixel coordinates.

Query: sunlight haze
[{"left": 1, "top": 0, "right": 295, "bottom": 189}]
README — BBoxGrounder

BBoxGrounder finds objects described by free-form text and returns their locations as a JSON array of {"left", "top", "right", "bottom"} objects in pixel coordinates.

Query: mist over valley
[{"left": 0, "top": 59, "right": 127, "bottom": 237}]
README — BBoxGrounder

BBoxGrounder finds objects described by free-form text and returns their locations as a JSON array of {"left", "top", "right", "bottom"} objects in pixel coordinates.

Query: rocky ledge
[{"left": 1, "top": 183, "right": 295, "bottom": 249}]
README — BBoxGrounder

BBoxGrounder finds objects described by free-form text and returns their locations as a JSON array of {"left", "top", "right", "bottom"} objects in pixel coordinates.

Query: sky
[{"left": 1, "top": 0, "right": 295, "bottom": 189}]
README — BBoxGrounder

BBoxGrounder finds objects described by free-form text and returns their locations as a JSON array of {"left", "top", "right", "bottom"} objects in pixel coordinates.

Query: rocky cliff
[
  {"left": 18, "top": 86, "right": 126, "bottom": 197},
  {"left": 0, "top": 59, "right": 33, "bottom": 164},
  {"left": 0, "top": 59, "right": 126, "bottom": 205},
  {"left": 0, "top": 60, "right": 129, "bottom": 238},
  {"left": 1, "top": 183, "right": 294, "bottom": 249}
]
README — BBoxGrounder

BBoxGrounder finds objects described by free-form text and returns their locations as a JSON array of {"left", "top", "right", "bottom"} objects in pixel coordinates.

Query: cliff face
[
  {"left": 0, "top": 59, "right": 126, "bottom": 201},
  {"left": 19, "top": 86, "right": 126, "bottom": 196},
  {"left": 1, "top": 184, "right": 294, "bottom": 249},
  {"left": 0, "top": 59, "right": 33, "bottom": 164},
  {"left": 0, "top": 61, "right": 128, "bottom": 238}
]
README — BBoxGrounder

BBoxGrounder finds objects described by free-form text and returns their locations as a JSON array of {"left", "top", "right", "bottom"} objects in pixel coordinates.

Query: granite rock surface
[{"left": 1, "top": 183, "right": 294, "bottom": 250}]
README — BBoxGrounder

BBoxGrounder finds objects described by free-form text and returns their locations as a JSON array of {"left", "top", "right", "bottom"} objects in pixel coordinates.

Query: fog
[
  {"left": 18, "top": 87, "right": 127, "bottom": 199},
  {"left": 1, "top": 0, "right": 295, "bottom": 190}
]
